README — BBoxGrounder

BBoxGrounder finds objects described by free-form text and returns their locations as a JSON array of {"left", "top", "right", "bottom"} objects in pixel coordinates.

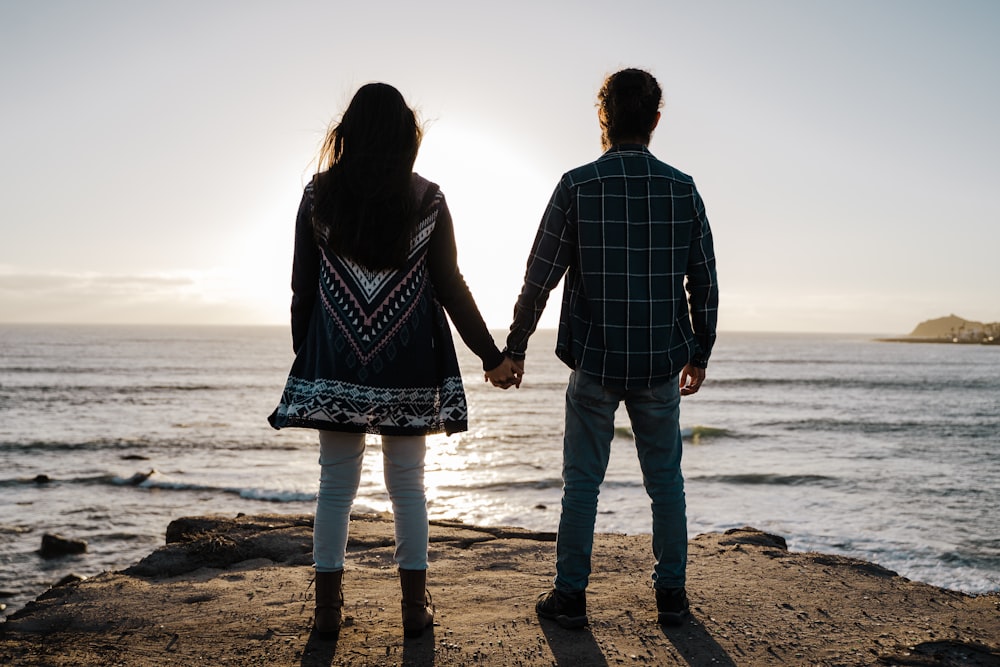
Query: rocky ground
[{"left": 1, "top": 513, "right": 998, "bottom": 666}]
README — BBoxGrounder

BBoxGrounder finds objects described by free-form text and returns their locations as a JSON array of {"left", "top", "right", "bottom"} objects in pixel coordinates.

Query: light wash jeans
[
  {"left": 313, "top": 430, "right": 428, "bottom": 572},
  {"left": 555, "top": 370, "right": 687, "bottom": 593}
]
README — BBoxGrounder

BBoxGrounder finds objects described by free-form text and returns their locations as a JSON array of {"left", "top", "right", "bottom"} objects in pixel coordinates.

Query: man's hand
[
  {"left": 484, "top": 357, "right": 522, "bottom": 389},
  {"left": 510, "top": 358, "right": 524, "bottom": 386},
  {"left": 679, "top": 363, "right": 705, "bottom": 396}
]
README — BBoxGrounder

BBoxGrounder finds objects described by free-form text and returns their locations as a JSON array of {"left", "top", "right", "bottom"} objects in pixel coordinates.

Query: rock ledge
[{"left": 1, "top": 513, "right": 997, "bottom": 666}]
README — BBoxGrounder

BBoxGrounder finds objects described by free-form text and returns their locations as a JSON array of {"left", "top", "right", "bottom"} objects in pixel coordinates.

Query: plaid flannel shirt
[{"left": 504, "top": 144, "right": 718, "bottom": 389}]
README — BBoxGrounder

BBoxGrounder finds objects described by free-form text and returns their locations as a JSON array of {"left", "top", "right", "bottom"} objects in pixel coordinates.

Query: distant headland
[{"left": 878, "top": 314, "right": 999, "bottom": 345}]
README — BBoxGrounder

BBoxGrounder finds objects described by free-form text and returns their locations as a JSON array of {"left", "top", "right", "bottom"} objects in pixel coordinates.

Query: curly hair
[
  {"left": 311, "top": 83, "right": 424, "bottom": 271},
  {"left": 598, "top": 69, "right": 663, "bottom": 148}
]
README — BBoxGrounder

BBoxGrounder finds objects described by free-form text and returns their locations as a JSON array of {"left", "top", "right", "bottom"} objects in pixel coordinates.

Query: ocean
[{"left": 1, "top": 325, "right": 998, "bottom": 621}]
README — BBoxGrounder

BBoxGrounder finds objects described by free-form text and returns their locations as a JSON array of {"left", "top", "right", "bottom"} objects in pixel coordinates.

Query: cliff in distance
[{"left": 908, "top": 314, "right": 999, "bottom": 342}]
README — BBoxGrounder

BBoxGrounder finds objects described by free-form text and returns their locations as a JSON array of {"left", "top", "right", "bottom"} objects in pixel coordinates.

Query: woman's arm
[
  {"left": 290, "top": 184, "right": 319, "bottom": 353},
  {"left": 426, "top": 194, "right": 504, "bottom": 372}
]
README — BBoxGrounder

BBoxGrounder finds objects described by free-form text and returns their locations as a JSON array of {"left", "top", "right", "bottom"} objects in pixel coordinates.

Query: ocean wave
[
  {"left": 802, "top": 536, "right": 1000, "bottom": 594},
  {"left": 170, "top": 421, "right": 232, "bottom": 429},
  {"left": 0, "top": 524, "right": 32, "bottom": 535},
  {"left": 106, "top": 469, "right": 312, "bottom": 503},
  {"left": 436, "top": 478, "right": 649, "bottom": 493},
  {"left": 725, "top": 356, "right": 995, "bottom": 369},
  {"left": 89, "top": 532, "right": 148, "bottom": 542},
  {"left": 0, "top": 470, "right": 317, "bottom": 504},
  {"left": 0, "top": 383, "right": 233, "bottom": 394},
  {"left": 690, "top": 473, "right": 840, "bottom": 487},
  {"left": 0, "top": 471, "right": 151, "bottom": 488},
  {"left": 0, "top": 440, "right": 160, "bottom": 454},
  {"left": 0, "top": 438, "right": 305, "bottom": 454},
  {"left": 761, "top": 418, "right": 998, "bottom": 439},
  {"left": 437, "top": 478, "right": 564, "bottom": 492},
  {"left": 0, "top": 477, "right": 32, "bottom": 488},
  {"left": 0, "top": 365, "right": 137, "bottom": 375},
  {"left": 613, "top": 425, "right": 735, "bottom": 442},
  {"left": 110, "top": 471, "right": 157, "bottom": 486},
  {"left": 139, "top": 477, "right": 315, "bottom": 503},
  {"left": 232, "top": 487, "right": 317, "bottom": 503},
  {"left": 464, "top": 432, "right": 558, "bottom": 443},
  {"left": 473, "top": 381, "right": 568, "bottom": 392},
  {"left": 711, "top": 376, "right": 998, "bottom": 391}
]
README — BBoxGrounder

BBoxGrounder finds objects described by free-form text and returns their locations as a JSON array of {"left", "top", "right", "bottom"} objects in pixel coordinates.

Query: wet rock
[
  {"left": 127, "top": 514, "right": 315, "bottom": 577},
  {"left": 33, "top": 474, "right": 51, "bottom": 484},
  {"left": 720, "top": 527, "right": 788, "bottom": 550},
  {"left": 122, "top": 470, "right": 155, "bottom": 485},
  {"left": 39, "top": 534, "right": 87, "bottom": 558},
  {"left": 53, "top": 574, "right": 86, "bottom": 588}
]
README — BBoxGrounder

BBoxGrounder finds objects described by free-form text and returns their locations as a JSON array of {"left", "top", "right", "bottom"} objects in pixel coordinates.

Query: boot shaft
[
  {"left": 398, "top": 568, "right": 433, "bottom": 637},
  {"left": 314, "top": 570, "right": 344, "bottom": 637}
]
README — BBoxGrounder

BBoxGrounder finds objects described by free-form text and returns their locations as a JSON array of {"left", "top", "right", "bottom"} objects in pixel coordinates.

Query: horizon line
[{"left": 0, "top": 321, "right": 914, "bottom": 337}]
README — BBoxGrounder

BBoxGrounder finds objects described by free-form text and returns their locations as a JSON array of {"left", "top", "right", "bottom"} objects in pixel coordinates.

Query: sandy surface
[{"left": 1, "top": 513, "right": 998, "bottom": 666}]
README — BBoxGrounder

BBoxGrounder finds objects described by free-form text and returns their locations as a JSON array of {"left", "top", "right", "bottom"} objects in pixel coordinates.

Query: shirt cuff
[{"left": 502, "top": 346, "right": 526, "bottom": 362}]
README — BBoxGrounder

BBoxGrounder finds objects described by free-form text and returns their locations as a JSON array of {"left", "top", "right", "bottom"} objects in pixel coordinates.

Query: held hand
[
  {"left": 511, "top": 358, "right": 524, "bottom": 386},
  {"left": 484, "top": 357, "right": 522, "bottom": 390},
  {"left": 679, "top": 363, "right": 705, "bottom": 396}
]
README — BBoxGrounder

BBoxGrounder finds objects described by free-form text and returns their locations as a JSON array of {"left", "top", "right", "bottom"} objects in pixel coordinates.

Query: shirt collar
[{"left": 605, "top": 143, "right": 652, "bottom": 155}]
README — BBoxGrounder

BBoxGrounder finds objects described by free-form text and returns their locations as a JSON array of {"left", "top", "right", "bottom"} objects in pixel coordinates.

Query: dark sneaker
[
  {"left": 656, "top": 587, "right": 690, "bottom": 626},
  {"left": 535, "top": 588, "right": 588, "bottom": 629}
]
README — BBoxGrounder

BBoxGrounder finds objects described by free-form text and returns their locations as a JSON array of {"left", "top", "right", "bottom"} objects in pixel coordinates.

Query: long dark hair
[{"left": 311, "top": 83, "right": 423, "bottom": 270}]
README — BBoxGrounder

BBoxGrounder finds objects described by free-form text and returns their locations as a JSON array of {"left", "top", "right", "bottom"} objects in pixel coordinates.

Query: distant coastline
[
  {"left": 876, "top": 336, "right": 999, "bottom": 345},
  {"left": 877, "top": 314, "right": 999, "bottom": 345}
]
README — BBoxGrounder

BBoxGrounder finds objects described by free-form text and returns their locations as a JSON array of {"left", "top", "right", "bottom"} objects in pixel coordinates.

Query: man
[{"left": 504, "top": 68, "right": 718, "bottom": 629}]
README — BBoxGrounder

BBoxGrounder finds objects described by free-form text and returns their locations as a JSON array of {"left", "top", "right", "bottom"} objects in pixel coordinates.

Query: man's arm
[
  {"left": 504, "top": 178, "right": 576, "bottom": 361},
  {"left": 685, "top": 187, "right": 719, "bottom": 368}
]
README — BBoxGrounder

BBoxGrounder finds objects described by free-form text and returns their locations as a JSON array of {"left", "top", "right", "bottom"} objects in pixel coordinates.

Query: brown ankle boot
[
  {"left": 314, "top": 570, "right": 344, "bottom": 637},
  {"left": 398, "top": 568, "right": 434, "bottom": 638}
]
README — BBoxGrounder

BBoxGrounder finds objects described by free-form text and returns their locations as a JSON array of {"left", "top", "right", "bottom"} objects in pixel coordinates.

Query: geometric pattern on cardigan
[
  {"left": 274, "top": 375, "right": 467, "bottom": 434},
  {"left": 318, "top": 203, "right": 439, "bottom": 368}
]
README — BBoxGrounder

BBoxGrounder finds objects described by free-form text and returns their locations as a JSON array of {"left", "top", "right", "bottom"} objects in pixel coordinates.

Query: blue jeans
[{"left": 555, "top": 370, "right": 687, "bottom": 593}]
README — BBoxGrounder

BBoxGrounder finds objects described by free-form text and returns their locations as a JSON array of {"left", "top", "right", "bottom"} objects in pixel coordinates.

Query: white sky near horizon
[{"left": 1, "top": 0, "right": 998, "bottom": 335}]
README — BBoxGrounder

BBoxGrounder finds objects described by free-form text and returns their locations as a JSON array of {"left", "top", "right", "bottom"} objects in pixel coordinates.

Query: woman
[{"left": 269, "top": 83, "right": 518, "bottom": 639}]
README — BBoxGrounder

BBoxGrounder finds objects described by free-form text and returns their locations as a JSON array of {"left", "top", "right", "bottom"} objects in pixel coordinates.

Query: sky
[{"left": 1, "top": 0, "right": 998, "bottom": 334}]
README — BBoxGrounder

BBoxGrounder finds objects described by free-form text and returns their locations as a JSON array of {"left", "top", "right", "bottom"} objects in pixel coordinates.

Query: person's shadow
[
  {"left": 300, "top": 628, "right": 338, "bottom": 666},
  {"left": 299, "top": 627, "right": 437, "bottom": 666},
  {"left": 402, "top": 626, "right": 436, "bottom": 665},
  {"left": 540, "top": 619, "right": 609, "bottom": 667},
  {"left": 540, "top": 614, "right": 737, "bottom": 666},
  {"left": 659, "top": 618, "right": 737, "bottom": 666}
]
